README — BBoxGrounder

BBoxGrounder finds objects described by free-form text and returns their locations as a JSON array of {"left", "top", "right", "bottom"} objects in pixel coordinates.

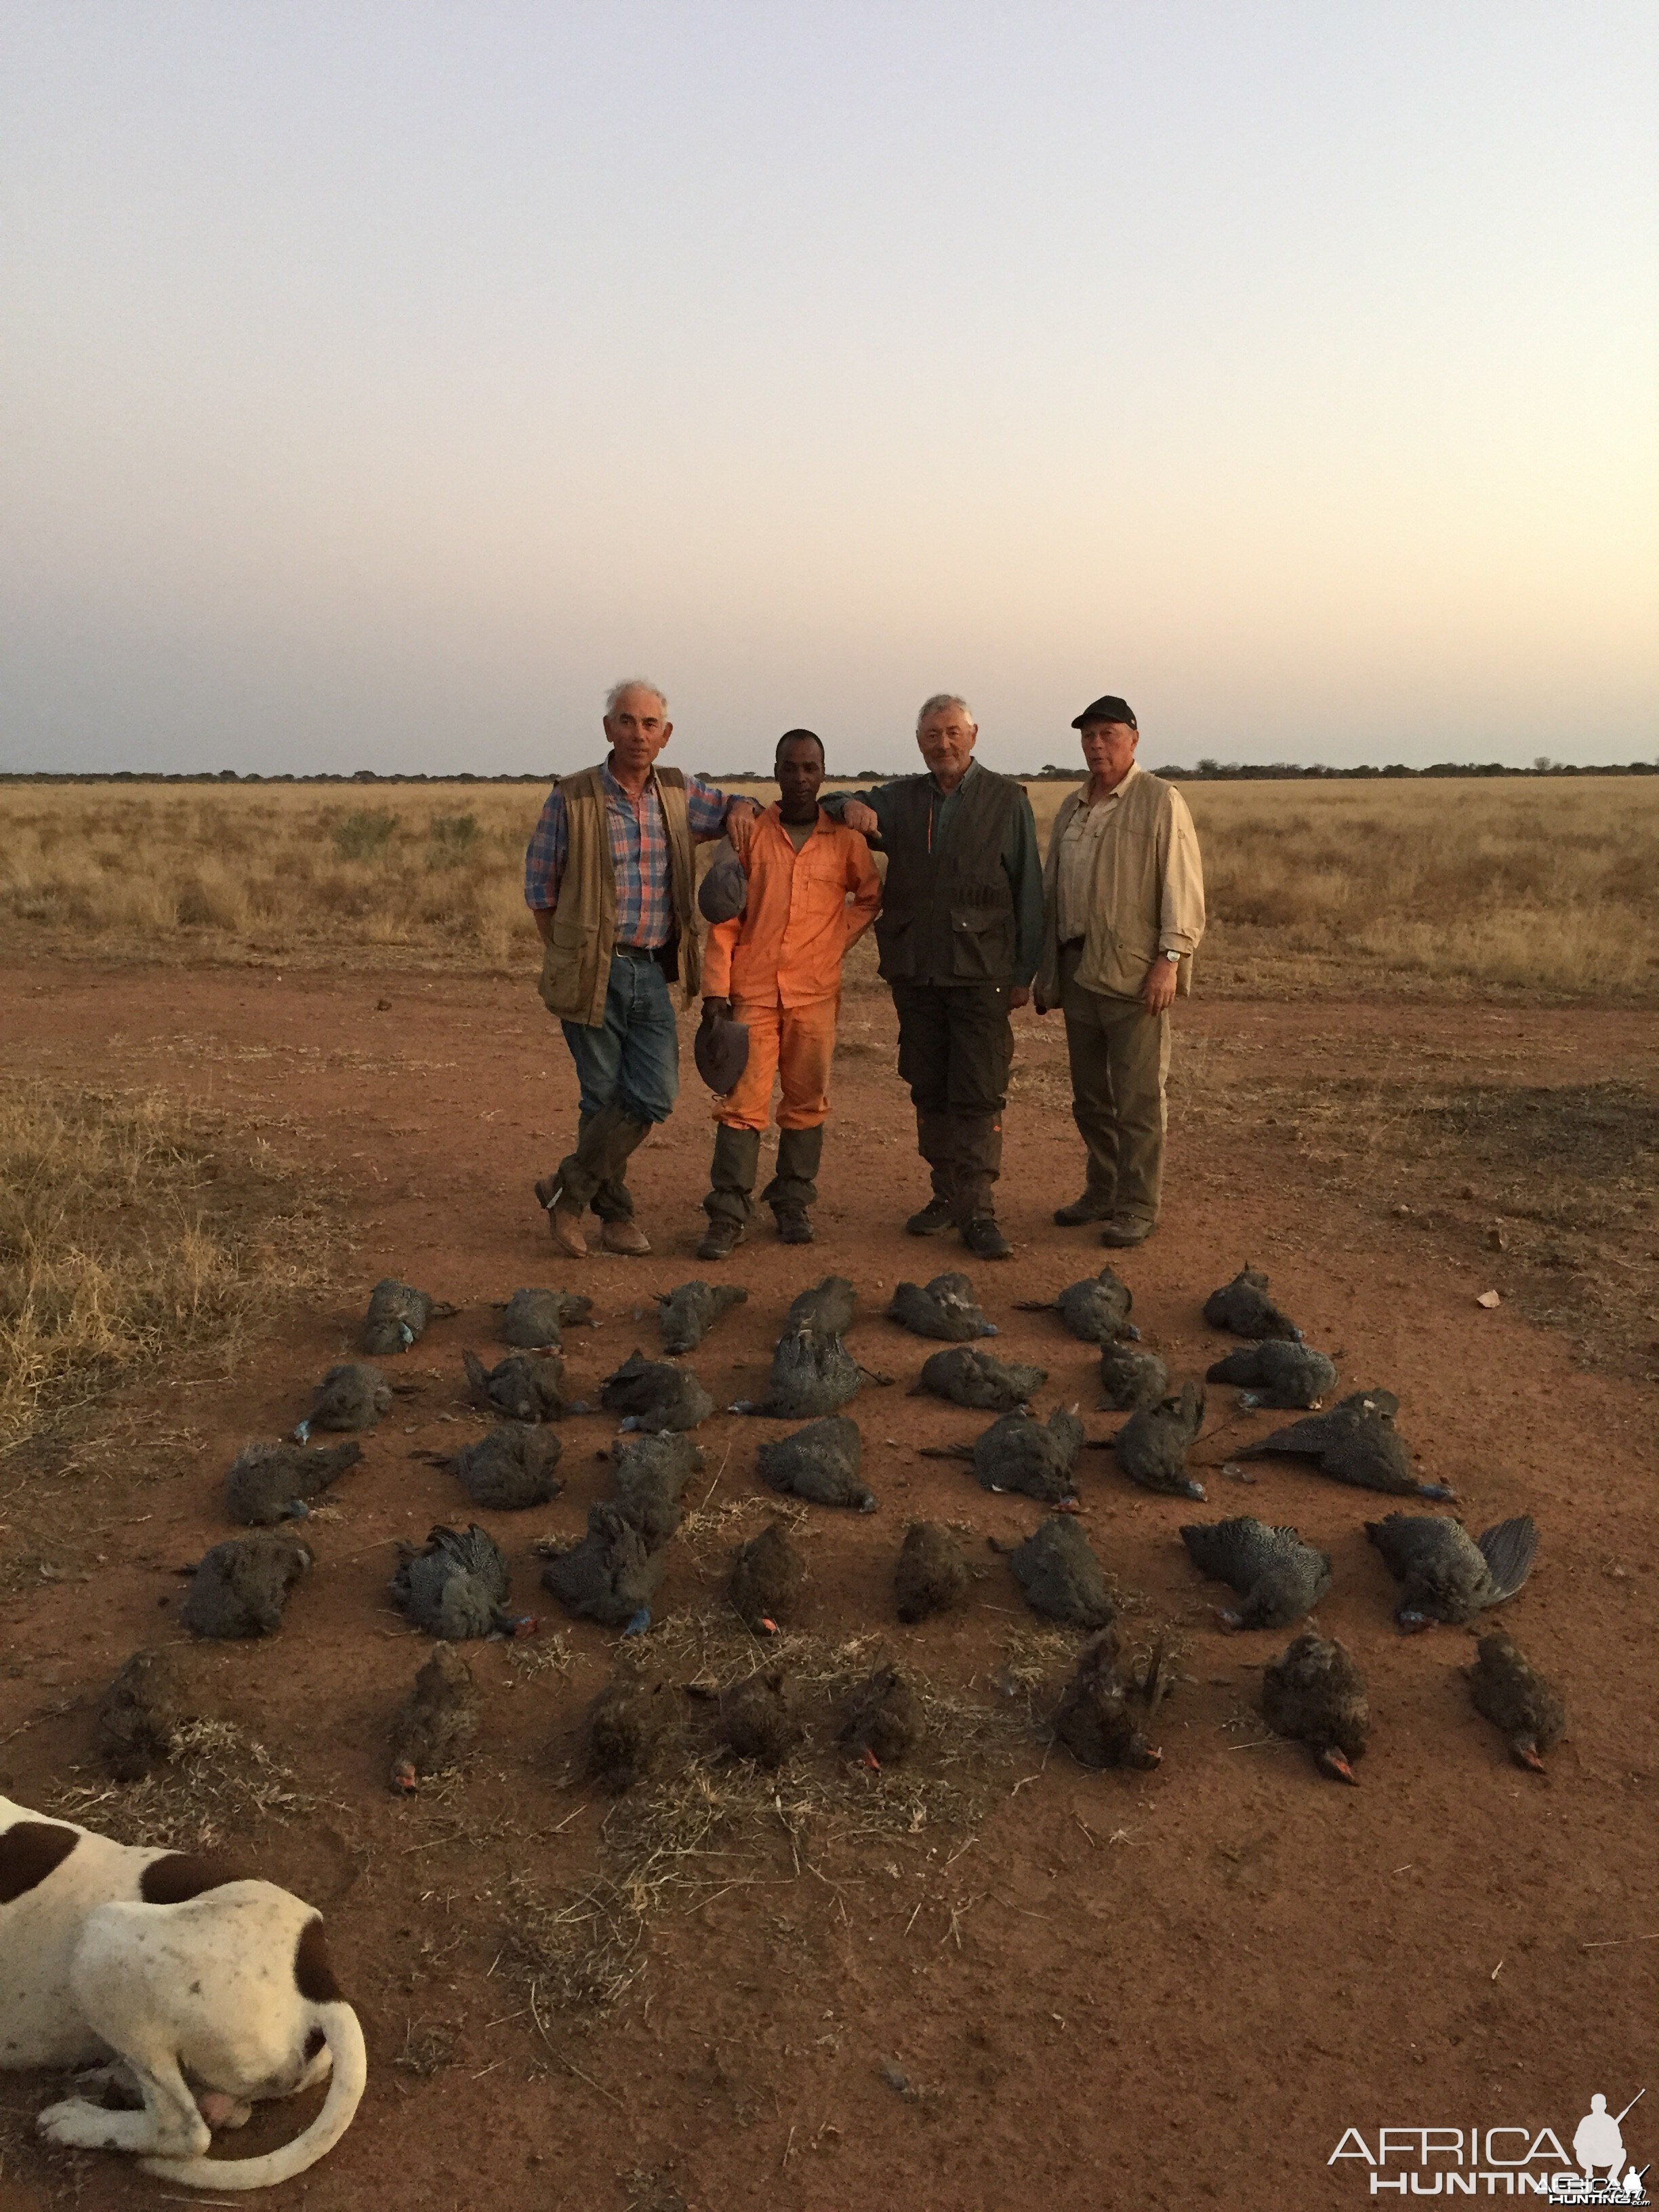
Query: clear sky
[{"left": 2, "top": 2, "right": 1655, "bottom": 775}]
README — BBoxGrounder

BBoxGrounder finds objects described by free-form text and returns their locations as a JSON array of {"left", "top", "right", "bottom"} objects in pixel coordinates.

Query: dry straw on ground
[
  {"left": 0, "top": 1081, "right": 338, "bottom": 1453},
  {"left": 2, "top": 776, "right": 1654, "bottom": 1000}
]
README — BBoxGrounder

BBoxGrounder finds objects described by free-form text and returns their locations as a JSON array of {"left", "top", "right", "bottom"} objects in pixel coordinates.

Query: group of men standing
[{"left": 523, "top": 679, "right": 1206, "bottom": 1260}]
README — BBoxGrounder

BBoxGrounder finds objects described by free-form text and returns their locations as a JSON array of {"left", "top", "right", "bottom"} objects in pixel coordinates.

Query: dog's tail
[{"left": 138, "top": 1999, "right": 367, "bottom": 2190}]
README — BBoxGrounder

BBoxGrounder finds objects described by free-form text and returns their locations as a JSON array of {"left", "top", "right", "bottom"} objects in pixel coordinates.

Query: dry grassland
[{"left": 2, "top": 775, "right": 1654, "bottom": 1000}]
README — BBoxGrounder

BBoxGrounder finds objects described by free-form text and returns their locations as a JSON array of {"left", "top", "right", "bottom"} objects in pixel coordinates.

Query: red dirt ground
[{"left": 3, "top": 962, "right": 1656, "bottom": 2212}]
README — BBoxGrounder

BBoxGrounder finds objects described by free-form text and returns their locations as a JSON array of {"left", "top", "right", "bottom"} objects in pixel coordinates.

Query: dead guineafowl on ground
[
  {"left": 886, "top": 1273, "right": 998, "bottom": 1342},
  {"left": 1205, "top": 1340, "right": 1338, "bottom": 1411},
  {"left": 783, "top": 1275, "right": 858, "bottom": 1336},
  {"left": 1240, "top": 1391, "right": 1454, "bottom": 1499},
  {"left": 363, "top": 1278, "right": 458, "bottom": 1355},
  {"left": 1202, "top": 1267, "right": 1303, "bottom": 1343},
  {"left": 392, "top": 1523, "right": 532, "bottom": 1640},
  {"left": 581, "top": 1670, "right": 678, "bottom": 1791},
  {"left": 182, "top": 1532, "right": 314, "bottom": 1639},
  {"left": 1002, "top": 1515, "right": 1115, "bottom": 1631},
  {"left": 732, "top": 1327, "right": 869, "bottom": 1418},
  {"left": 497, "top": 1287, "right": 595, "bottom": 1350},
  {"left": 1015, "top": 1266, "right": 1136, "bottom": 1345},
  {"left": 1365, "top": 1512, "right": 1538, "bottom": 1631},
  {"left": 912, "top": 1346, "right": 1047, "bottom": 1413},
  {"left": 1054, "top": 1631, "right": 1162, "bottom": 1771},
  {"left": 294, "top": 1361, "right": 397, "bottom": 1441},
  {"left": 1260, "top": 1630, "right": 1368, "bottom": 1784},
  {"left": 894, "top": 1521, "right": 970, "bottom": 1623},
  {"left": 756, "top": 1414, "right": 876, "bottom": 1511},
  {"left": 1179, "top": 1516, "right": 1332, "bottom": 1630},
  {"left": 715, "top": 1667, "right": 801, "bottom": 1767},
  {"left": 729, "top": 1519, "right": 808, "bottom": 1634},
  {"left": 224, "top": 1438, "right": 363, "bottom": 1526},
  {"left": 1100, "top": 1382, "right": 1208, "bottom": 1500},
  {"left": 464, "top": 1347, "right": 584, "bottom": 1423},
  {"left": 922, "top": 1406, "right": 1085, "bottom": 1506},
  {"left": 388, "top": 1644, "right": 478, "bottom": 1793},
  {"left": 444, "top": 1423, "right": 563, "bottom": 1511},
  {"left": 655, "top": 1280, "right": 750, "bottom": 1354},
  {"left": 608, "top": 1432, "right": 703, "bottom": 1547},
  {"left": 94, "top": 1650, "right": 188, "bottom": 1782},
  {"left": 1467, "top": 1629, "right": 1566, "bottom": 1774},
  {"left": 540, "top": 1501, "right": 667, "bottom": 1634},
  {"left": 839, "top": 1663, "right": 922, "bottom": 1768},
  {"left": 598, "top": 1349, "right": 714, "bottom": 1432},
  {"left": 1097, "top": 1340, "right": 1170, "bottom": 1412}
]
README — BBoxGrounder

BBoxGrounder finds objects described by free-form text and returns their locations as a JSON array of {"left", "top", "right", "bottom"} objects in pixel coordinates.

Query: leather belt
[{"left": 614, "top": 942, "right": 664, "bottom": 960}]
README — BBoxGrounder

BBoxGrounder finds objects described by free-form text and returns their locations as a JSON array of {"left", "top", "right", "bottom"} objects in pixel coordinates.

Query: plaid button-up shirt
[{"left": 524, "top": 763, "right": 735, "bottom": 948}]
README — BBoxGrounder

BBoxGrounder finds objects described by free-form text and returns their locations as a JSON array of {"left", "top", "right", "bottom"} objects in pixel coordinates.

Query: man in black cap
[
  {"left": 1033, "top": 695, "right": 1205, "bottom": 1247},
  {"left": 827, "top": 694, "right": 1043, "bottom": 1259}
]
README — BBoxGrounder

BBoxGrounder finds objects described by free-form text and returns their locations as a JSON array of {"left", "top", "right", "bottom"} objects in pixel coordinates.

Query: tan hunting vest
[
  {"left": 1036, "top": 767, "right": 1198, "bottom": 1004},
  {"left": 536, "top": 764, "right": 702, "bottom": 1028}
]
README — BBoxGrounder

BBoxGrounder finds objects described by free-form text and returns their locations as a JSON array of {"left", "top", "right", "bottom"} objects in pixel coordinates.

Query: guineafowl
[
  {"left": 1179, "top": 1516, "right": 1332, "bottom": 1630},
  {"left": 783, "top": 1277, "right": 857, "bottom": 1336},
  {"left": 389, "top": 1645, "right": 478, "bottom": 1793},
  {"left": 838, "top": 1664, "right": 921, "bottom": 1768},
  {"left": 598, "top": 1350, "right": 714, "bottom": 1433},
  {"left": 392, "top": 1523, "right": 528, "bottom": 1641},
  {"left": 1365, "top": 1513, "right": 1537, "bottom": 1630},
  {"left": 1202, "top": 1267, "right": 1302, "bottom": 1343},
  {"left": 363, "top": 1278, "right": 457, "bottom": 1355},
  {"left": 464, "top": 1348, "right": 581, "bottom": 1424},
  {"left": 1015, "top": 1267, "right": 1136, "bottom": 1345},
  {"left": 716, "top": 1668, "right": 800, "bottom": 1767},
  {"left": 1054, "top": 1631, "right": 1160, "bottom": 1771},
  {"left": 922, "top": 1406, "right": 1084, "bottom": 1505},
  {"left": 447, "top": 1424, "right": 563, "bottom": 1511},
  {"left": 1205, "top": 1341, "right": 1338, "bottom": 1411},
  {"left": 224, "top": 1439, "right": 363, "bottom": 1526},
  {"left": 912, "top": 1346, "right": 1046, "bottom": 1412},
  {"left": 1105, "top": 1382, "right": 1207, "bottom": 1500},
  {"left": 1260, "top": 1631, "right": 1368, "bottom": 1783},
  {"left": 295, "top": 1361, "right": 394, "bottom": 1439},
  {"left": 656, "top": 1280, "right": 749, "bottom": 1354},
  {"left": 581, "top": 1670, "right": 678, "bottom": 1792},
  {"left": 497, "top": 1287, "right": 594, "bottom": 1350},
  {"left": 1097, "top": 1340, "right": 1169, "bottom": 1412},
  {"left": 182, "top": 1534, "right": 313, "bottom": 1639},
  {"left": 1240, "top": 1391, "right": 1452, "bottom": 1499},
  {"left": 540, "top": 1502, "right": 666, "bottom": 1633},
  {"left": 1006, "top": 1516, "right": 1115, "bottom": 1631},
  {"left": 886, "top": 1273, "right": 998, "bottom": 1342},
  {"left": 756, "top": 1415, "right": 876, "bottom": 1511}
]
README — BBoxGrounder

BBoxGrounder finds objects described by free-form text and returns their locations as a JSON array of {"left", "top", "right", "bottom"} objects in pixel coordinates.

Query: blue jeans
[{"left": 562, "top": 954, "right": 680, "bottom": 1126}]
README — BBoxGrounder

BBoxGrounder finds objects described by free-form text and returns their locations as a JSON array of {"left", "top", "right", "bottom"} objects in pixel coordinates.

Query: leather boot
[
  {"left": 906, "top": 1109, "right": 958, "bottom": 1235},
  {"left": 544, "top": 1104, "right": 651, "bottom": 1254},
  {"left": 699, "top": 1124, "right": 761, "bottom": 1258},
  {"left": 954, "top": 1113, "right": 1010, "bottom": 1258},
  {"left": 578, "top": 1109, "right": 634, "bottom": 1224},
  {"left": 765, "top": 1125, "right": 823, "bottom": 1243}
]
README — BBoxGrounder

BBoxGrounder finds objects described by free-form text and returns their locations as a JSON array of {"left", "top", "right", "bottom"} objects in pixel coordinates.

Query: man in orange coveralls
[{"left": 695, "top": 729, "right": 882, "bottom": 1258}]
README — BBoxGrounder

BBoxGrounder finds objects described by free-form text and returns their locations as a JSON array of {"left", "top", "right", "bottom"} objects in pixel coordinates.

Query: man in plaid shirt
[{"left": 524, "top": 678, "right": 758, "bottom": 1256}]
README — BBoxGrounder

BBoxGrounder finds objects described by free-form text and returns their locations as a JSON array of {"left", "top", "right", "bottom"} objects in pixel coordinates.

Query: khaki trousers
[{"left": 1059, "top": 944, "right": 1170, "bottom": 1227}]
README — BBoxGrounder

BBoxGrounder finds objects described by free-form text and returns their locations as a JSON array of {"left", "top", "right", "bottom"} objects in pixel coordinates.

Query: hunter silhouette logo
[{"left": 1328, "top": 2087, "right": 1648, "bottom": 2200}]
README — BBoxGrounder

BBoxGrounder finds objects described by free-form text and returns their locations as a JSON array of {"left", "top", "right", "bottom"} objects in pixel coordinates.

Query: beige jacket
[
  {"left": 536, "top": 765, "right": 700, "bottom": 1027},
  {"left": 1035, "top": 764, "right": 1206, "bottom": 1006}
]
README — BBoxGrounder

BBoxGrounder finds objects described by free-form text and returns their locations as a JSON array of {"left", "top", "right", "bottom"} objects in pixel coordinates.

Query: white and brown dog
[{"left": 0, "top": 1793, "right": 365, "bottom": 2190}]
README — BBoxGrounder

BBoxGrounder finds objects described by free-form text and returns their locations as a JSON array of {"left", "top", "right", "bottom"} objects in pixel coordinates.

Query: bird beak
[
  {"left": 509, "top": 1615, "right": 539, "bottom": 1639},
  {"left": 1124, "top": 1325, "right": 1142, "bottom": 1342},
  {"left": 861, "top": 1748, "right": 881, "bottom": 1771},
  {"left": 1517, "top": 1742, "right": 1547, "bottom": 1774},
  {"left": 760, "top": 1617, "right": 779, "bottom": 1635},
  {"left": 1320, "top": 1749, "right": 1359, "bottom": 1785},
  {"left": 392, "top": 1763, "right": 417, "bottom": 1794}
]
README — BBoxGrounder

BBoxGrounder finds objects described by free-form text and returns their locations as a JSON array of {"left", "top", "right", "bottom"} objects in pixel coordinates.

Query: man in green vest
[
  {"left": 523, "top": 679, "right": 760, "bottom": 1257},
  {"left": 1033, "top": 695, "right": 1206, "bottom": 1248},
  {"left": 830, "top": 693, "right": 1044, "bottom": 1260}
]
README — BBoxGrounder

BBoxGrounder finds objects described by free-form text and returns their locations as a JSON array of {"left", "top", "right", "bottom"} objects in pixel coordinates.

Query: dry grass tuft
[
  {"left": 47, "top": 1719, "right": 319, "bottom": 1851},
  {"left": 0, "top": 1082, "right": 338, "bottom": 1453},
  {"left": 3, "top": 775, "right": 1654, "bottom": 1000}
]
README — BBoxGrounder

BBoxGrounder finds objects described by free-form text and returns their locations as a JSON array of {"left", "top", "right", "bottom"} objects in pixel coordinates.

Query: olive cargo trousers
[{"left": 1059, "top": 944, "right": 1171, "bottom": 1229}]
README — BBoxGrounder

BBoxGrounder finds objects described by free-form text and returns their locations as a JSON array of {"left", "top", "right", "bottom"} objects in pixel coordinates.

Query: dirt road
[{"left": 3, "top": 962, "right": 1656, "bottom": 2212}]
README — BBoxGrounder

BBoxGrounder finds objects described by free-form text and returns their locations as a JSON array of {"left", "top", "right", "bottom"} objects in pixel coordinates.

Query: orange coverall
[{"left": 704, "top": 806, "right": 882, "bottom": 1132}]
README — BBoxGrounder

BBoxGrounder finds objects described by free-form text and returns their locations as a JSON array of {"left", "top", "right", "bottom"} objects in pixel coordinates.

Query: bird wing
[{"left": 1476, "top": 1516, "right": 1538, "bottom": 1603}]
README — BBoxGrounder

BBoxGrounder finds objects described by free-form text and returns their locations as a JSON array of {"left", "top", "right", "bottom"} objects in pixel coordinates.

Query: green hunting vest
[
  {"left": 536, "top": 764, "right": 701, "bottom": 1028},
  {"left": 872, "top": 766, "right": 1021, "bottom": 986}
]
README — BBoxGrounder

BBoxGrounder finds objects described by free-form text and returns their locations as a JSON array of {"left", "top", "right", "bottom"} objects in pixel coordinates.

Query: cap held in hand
[{"left": 695, "top": 1006, "right": 750, "bottom": 1094}]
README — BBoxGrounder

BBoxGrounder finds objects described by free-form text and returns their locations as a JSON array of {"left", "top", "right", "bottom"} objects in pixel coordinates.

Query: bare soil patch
[{"left": 1, "top": 962, "right": 1656, "bottom": 2212}]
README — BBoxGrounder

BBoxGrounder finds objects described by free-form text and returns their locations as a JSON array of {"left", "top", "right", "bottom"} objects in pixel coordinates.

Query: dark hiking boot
[
  {"left": 697, "top": 1216, "right": 746, "bottom": 1262},
  {"left": 905, "top": 1195, "right": 956, "bottom": 1236},
  {"left": 774, "top": 1206, "right": 815, "bottom": 1246},
  {"left": 960, "top": 1216, "right": 1012, "bottom": 1261},
  {"left": 1099, "top": 1216, "right": 1153, "bottom": 1249},
  {"left": 1054, "top": 1195, "right": 1114, "bottom": 1227}
]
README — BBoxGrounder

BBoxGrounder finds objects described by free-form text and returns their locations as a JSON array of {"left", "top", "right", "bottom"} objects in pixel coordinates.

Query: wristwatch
[{"left": 1162, "top": 949, "right": 1181, "bottom": 964}]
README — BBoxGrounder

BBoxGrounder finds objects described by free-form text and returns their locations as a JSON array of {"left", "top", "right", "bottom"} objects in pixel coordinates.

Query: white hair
[
  {"left": 605, "top": 677, "right": 668, "bottom": 716},
  {"left": 916, "top": 692, "right": 975, "bottom": 733}
]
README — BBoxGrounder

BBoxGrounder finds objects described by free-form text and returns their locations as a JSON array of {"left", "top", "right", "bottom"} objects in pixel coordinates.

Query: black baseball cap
[{"left": 1071, "top": 695, "right": 1136, "bottom": 730}]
